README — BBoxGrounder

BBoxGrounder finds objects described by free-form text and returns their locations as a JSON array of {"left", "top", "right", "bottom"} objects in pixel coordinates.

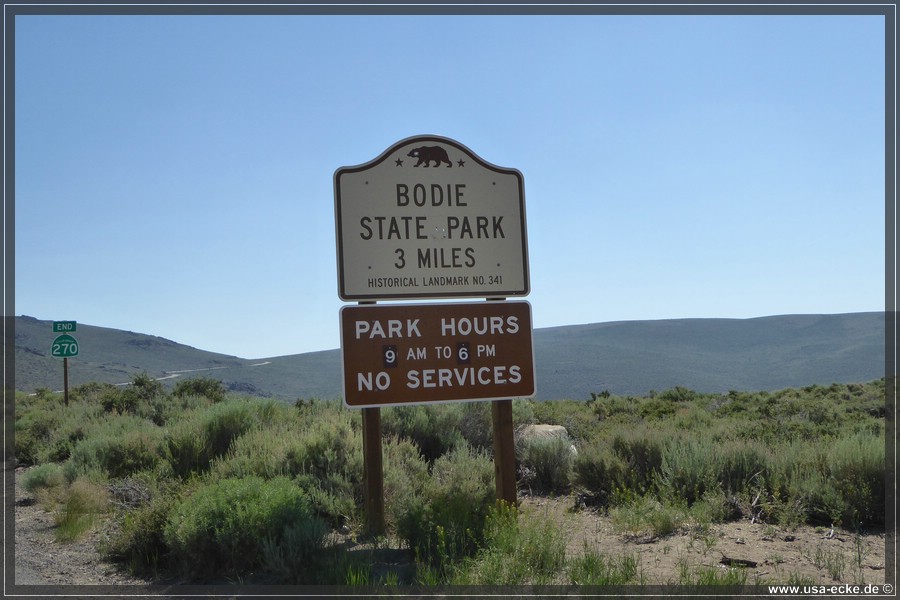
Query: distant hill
[
  {"left": 534, "top": 312, "right": 885, "bottom": 399},
  {"left": 11, "top": 315, "right": 342, "bottom": 399},
  {"left": 12, "top": 312, "right": 885, "bottom": 401}
]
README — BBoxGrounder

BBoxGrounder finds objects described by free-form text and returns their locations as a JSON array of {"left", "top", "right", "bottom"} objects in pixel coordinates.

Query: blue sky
[{"left": 13, "top": 11, "right": 887, "bottom": 359}]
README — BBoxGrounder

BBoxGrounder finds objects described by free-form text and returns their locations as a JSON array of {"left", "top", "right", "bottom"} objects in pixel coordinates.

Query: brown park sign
[
  {"left": 334, "top": 135, "right": 529, "bottom": 301},
  {"left": 340, "top": 301, "right": 535, "bottom": 408}
]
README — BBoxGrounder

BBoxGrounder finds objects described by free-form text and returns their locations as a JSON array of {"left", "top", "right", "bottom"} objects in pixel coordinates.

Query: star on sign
[
  {"left": 395, "top": 158, "right": 403, "bottom": 166},
  {"left": 457, "top": 159, "right": 466, "bottom": 167}
]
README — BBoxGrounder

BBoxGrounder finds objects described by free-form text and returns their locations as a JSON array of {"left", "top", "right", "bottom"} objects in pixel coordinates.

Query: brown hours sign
[{"left": 340, "top": 301, "right": 535, "bottom": 408}]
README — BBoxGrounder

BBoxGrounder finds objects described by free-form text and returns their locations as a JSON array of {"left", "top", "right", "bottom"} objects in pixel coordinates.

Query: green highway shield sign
[{"left": 51, "top": 334, "right": 79, "bottom": 357}]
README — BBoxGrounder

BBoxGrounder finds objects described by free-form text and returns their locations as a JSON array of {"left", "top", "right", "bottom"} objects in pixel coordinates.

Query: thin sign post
[
  {"left": 361, "top": 406, "right": 384, "bottom": 535},
  {"left": 492, "top": 399, "right": 517, "bottom": 507},
  {"left": 64, "top": 358, "right": 69, "bottom": 407}
]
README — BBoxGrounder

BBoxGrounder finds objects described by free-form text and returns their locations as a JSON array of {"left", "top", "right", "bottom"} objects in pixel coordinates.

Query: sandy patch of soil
[
  {"left": 520, "top": 495, "right": 887, "bottom": 586},
  {"left": 11, "top": 466, "right": 155, "bottom": 587}
]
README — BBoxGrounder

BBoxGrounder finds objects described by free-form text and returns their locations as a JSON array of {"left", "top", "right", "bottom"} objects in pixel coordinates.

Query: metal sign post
[
  {"left": 357, "top": 299, "right": 385, "bottom": 536},
  {"left": 63, "top": 357, "right": 69, "bottom": 407},
  {"left": 361, "top": 406, "right": 385, "bottom": 535},
  {"left": 492, "top": 398, "right": 517, "bottom": 507}
]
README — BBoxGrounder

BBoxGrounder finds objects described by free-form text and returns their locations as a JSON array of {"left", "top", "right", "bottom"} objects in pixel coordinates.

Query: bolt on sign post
[
  {"left": 51, "top": 322, "right": 78, "bottom": 405},
  {"left": 334, "top": 136, "right": 533, "bottom": 532}
]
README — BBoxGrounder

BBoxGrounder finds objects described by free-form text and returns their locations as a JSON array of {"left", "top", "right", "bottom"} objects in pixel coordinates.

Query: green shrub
[
  {"left": 517, "top": 434, "right": 573, "bottom": 494},
  {"left": 592, "top": 395, "right": 638, "bottom": 423},
  {"left": 611, "top": 495, "right": 686, "bottom": 537},
  {"left": 46, "top": 418, "right": 90, "bottom": 463},
  {"left": 759, "top": 437, "right": 880, "bottom": 527},
  {"left": 452, "top": 503, "right": 566, "bottom": 585},
  {"left": 610, "top": 428, "right": 665, "bottom": 494},
  {"left": 14, "top": 408, "right": 62, "bottom": 465},
  {"left": 127, "top": 372, "right": 165, "bottom": 401},
  {"left": 75, "top": 378, "right": 169, "bottom": 423},
  {"left": 164, "top": 476, "right": 323, "bottom": 577},
  {"left": 283, "top": 411, "right": 361, "bottom": 483},
  {"left": 690, "top": 488, "right": 739, "bottom": 524},
  {"left": 671, "top": 404, "right": 715, "bottom": 431},
  {"left": 512, "top": 399, "right": 536, "bottom": 427},
  {"left": 783, "top": 469, "right": 844, "bottom": 526},
  {"left": 658, "top": 437, "right": 719, "bottom": 506},
  {"left": 382, "top": 405, "right": 465, "bottom": 462},
  {"left": 827, "top": 432, "right": 885, "bottom": 526},
  {"left": 657, "top": 386, "right": 699, "bottom": 403},
  {"left": 397, "top": 444, "right": 495, "bottom": 571},
  {"left": 383, "top": 436, "right": 430, "bottom": 531},
  {"left": 572, "top": 443, "right": 627, "bottom": 506},
  {"left": 455, "top": 402, "right": 494, "bottom": 452},
  {"left": 30, "top": 387, "right": 61, "bottom": 403},
  {"left": 283, "top": 412, "right": 363, "bottom": 525},
  {"left": 683, "top": 565, "right": 748, "bottom": 586},
  {"left": 69, "top": 381, "right": 120, "bottom": 402},
  {"left": 211, "top": 408, "right": 363, "bottom": 526},
  {"left": 163, "top": 399, "right": 270, "bottom": 478},
  {"left": 715, "top": 439, "right": 771, "bottom": 496},
  {"left": 203, "top": 401, "right": 259, "bottom": 456},
  {"left": 13, "top": 429, "right": 40, "bottom": 466},
  {"left": 31, "top": 402, "right": 107, "bottom": 465},
  {"left": 173, "top": 377, "right": 226, "bottom": 403},
  {"left": 161, "top": 420, "right": 207, "bottom": 479},
  {"left": 567, "top": 549, "right": 640, "bottom": 585},
  {"left": 166, "top": 391, "right": 214, "bottom": 416},
  {"left": 260, "top": 517, "right": 332, "bottom": 583},
  {"left": 294, "top": 472, "right": 358, "bottom": 529},
  {"left": 100, "top": 386, "right": 139, "bottom": 414},
  {"left": 210, "top": 417, "right": 297, "bottom": 480},
  {"left": 638, "top": 398, "right": 678, "bottom": 420},
  {"left": 757, "top": 442, "right": 820, "bottom": 526},
  {"left": 445, "top": 400, "right": 534, "bottom": 454},
  {"left": 22, "top": 463, "right": 66, "bottom": 493},
  {"left": 93, "top": 373, "right": 166, "bottom": 416},
  {"left": 530, "top": 399, "right": 598, "bottom": 442},
  {"left": 103, "top": 479, "right": 181, "bottom": 574},
  {"left": 67, "top": 426, "right": 163, "bottom": 480},
  {"left": 11, "top": 377, "right": 887, "bottom": 584}
]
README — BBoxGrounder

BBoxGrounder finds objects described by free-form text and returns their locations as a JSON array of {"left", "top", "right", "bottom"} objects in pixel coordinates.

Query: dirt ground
[
  {"left": 518, "top": 495, "right": 888, "bottom": 586},
  {"left": 10, "top": 466, "right": 889, "bottom": 589}
]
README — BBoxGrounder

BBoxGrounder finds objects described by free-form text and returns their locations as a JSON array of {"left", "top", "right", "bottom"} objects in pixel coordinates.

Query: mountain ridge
[{"left": 12, "top": 312, "right": 885, "bottom": 400}]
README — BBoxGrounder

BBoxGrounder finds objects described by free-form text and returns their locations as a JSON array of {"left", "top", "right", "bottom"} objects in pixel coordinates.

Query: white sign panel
[{"left": 334, "top": 135, "right": 530, "bottom": 300}]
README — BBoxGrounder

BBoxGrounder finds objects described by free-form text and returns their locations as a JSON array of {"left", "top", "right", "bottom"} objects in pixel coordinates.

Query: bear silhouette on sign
[{"left": 407, "top": 146, "right": 452, "bottom": 168}]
